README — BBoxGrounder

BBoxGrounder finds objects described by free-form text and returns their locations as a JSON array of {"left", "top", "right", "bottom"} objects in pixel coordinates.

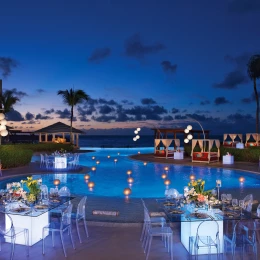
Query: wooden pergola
[
  {"left": 152, "top": 128, "right": 210, "bottom": 140},
  {"left": 34, "top": 122, "right": 84, "bottom": 147}
]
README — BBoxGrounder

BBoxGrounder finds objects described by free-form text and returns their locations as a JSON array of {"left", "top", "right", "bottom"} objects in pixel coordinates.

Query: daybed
[
  {"left": 245, "top": 133, "right": 260, "bottom": 147},
  {"left": 223, "top": 134, "right": 242, "bottom": 147},
  {"left": 191, "top": 139, "right": 220, "bottom": 163},
  {"left": 154, "top": 138, "right": 180, "bottom": 159}
]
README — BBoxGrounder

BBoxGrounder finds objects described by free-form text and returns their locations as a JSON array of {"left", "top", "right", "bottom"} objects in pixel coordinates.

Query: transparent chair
[
  {"left": 75, "top": 196, "right": 89, "bottom": 243},
  {"left": 0, "top": 212, "right": 29, "bottom": 260},
  {"left": 243, "top": 194, "right": 253, "bottom": 212},
  {"left": 143, "top": 206, "right": 173, "bottom": 260},
  {"left": 42, "top": 204, "right": 75, "bottom": 257},
  {"left": 224, "top": 220, "right": 257, "bottom": 258},
  {"left": 140, "top": 199, "right": 166, "bottom": 242},
  {"left": 189, "top": 220, "right": 220, "bottom": 259},
  {"left": 40, "top": 154, "right": 45, "bottom": 168},
  {"left": 58, "top": 186, "right": 71, "bottom": 197}
]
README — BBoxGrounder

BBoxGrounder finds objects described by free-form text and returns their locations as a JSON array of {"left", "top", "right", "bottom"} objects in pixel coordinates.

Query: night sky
[{"left": 0, "top": 0, "right": 260, "bottom": 135}]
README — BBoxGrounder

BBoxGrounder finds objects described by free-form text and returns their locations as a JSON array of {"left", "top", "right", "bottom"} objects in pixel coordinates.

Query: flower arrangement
[
  {"left": 184, "top": 179, "right": 212, "bottom": 204},
  {"left": 54, "top": 148, "right": 67, "bottom": 156},
  {"left": 6, "top": 182, "right": 27, "bottom": 199},
  {"left": 21, "top": 177, "right": 42, "bottom": 202}
]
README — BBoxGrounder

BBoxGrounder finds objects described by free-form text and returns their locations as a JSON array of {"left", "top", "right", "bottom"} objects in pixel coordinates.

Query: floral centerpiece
[
  {"left": 184, "top": 179, "right": 213, "bottom": 206},
  {"left": 54, "top": 148, "right": 67, "bottom": 156},
  {"left": 21, "top": 177, "right": 42, "bottom": 203},
  {"left": 6, "top": 182, "right": 27, "bottom": 199}
]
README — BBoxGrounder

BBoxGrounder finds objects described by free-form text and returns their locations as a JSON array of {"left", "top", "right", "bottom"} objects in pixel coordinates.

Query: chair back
[
  {"left": 241, "top": 220, "right": 257, "bottom": 244},
  {"left": 243, "top": 194, "right": 253, "bottom": 212},
  {"left": 143, "top": 205, "right": 151, "bottom": 223},
  {"left": 77, "top": 196, "right": 87, "bottom": 218},
  {"left": 0, "top": 212, "right": 13, "bottom": 236},
  {"left": 61, "top": 204, "right": 73, "bottom": 229},
  {"left": 58, "top": 186, "right": 71, "bottom": 197},
  {"left": 196, "top": 220, "right": 219, "bottom": 245}
]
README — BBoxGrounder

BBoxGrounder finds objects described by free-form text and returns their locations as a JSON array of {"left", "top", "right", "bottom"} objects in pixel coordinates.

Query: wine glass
[
  {"left": 232, "top": 199, "right": 238, "bottom": 208},
  {"left": 226, "top": 194, "right": 232, "bottom": 204},
  {"left": 221, "top": 194, "right": 227, "bottom": 202},
  {"left": 239, "top": 200, "right": 244, "bottom": 215}
]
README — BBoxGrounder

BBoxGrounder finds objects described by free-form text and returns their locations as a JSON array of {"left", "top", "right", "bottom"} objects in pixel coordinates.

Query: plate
[
  {"left": 169, "top": 209, "right": 184, "bottom": 214},
  {"left": 50, "top": 199, "right": 60, "bottom": 203},
  {"left": 189, "top": 213, "right": 210, "bottom": 219},
  {"left": 163, "top": 202, "right": 175, "bottom": 206},
  {"left": 227, "top": 206, "right": 240, "bottom": 211},
  {"left": 9, "top": 207, "right": 30, "bottom": 213},
  {"left": 34, "top": 204, "right": 48, "bottom": 210},
  {"left": 219, "top": 212, "right": 239, "bottom": 218}
]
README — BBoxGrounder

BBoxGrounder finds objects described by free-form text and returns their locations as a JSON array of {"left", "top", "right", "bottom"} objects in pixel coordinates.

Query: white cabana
[
  {"left": 191, "top": 139, "right": 220, "bottom": 163},
  {"left": 154, "top": 138, "right": 180, "bottom": 159},
  {"left": 223, "top": 134, "right": 243, "bottom": 147},
  {"left": 245, "top": 133, "right": 260, "bottom": 147}
]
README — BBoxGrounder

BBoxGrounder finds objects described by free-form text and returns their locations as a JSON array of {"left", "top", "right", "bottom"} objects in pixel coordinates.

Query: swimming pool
[{"left": 1, "top": 148, "right": 260, "bottom": 198}]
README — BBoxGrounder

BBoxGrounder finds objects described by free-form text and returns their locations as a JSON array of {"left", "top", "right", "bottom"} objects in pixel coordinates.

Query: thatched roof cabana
[{"left": 34, "top": 122, "right": 84, "bottom": 147}]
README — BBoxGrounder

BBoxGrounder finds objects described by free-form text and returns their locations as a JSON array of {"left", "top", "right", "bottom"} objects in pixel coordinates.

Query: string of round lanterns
[
  {"left": 184, "top": 125, "right": 193, "bottom": 144},
  {"left": 0, "top": 112, "right": 8, "bottom": 137},
  {"left": 133, "top": 127, "right": 141, "bottom": 141}
]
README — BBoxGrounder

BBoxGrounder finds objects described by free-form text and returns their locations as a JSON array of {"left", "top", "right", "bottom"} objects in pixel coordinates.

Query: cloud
[
  {"left": 0, "top": 57, "right": 18, "bottom": 77},
  {"left": 213, "top": 70, "right": 248, "bottom": 89},
  {"left": 25, "top": 112, "right": 34, "bottom": 120},
  {"left": 228, "top": 0, "right": 260, "bottom": 13},
  {"left": 99, "top": 105, "right": 115, "bottom": 114},
  {"left": 240, "top": 92, "right": 260, "bottom": 104},
  {"left": 5, "top": 109, "right": 24, "bottom": 121},
  {"left": 214, "top": 97, "right": 231, "bottom": 105},
  {"left": 227, "top": 113, "right": 254, "bottom": 121},
  {"left": 36, "top": 89, "right": 45, "bottom": 93},
  {"left": 124, "top": 33, "right": 165, "bottom": 59},
  {"left": 163, "top": 115, "right": 174, "bottom": 121},
  {"left": 141, "top": 98, "right": 157, "bottom": 105},
  {"left": 35, "top": 113, "right": 53, "bottom": 120},
  {"left": 98, "top": 98, "right": 118, "bottom": 106},
  {"left": 161, "top": 61, "right": 177, "bottom": 74},
  {"left": 22, "top": 120, "right": 38, "bottom": 124},
  {"left": 91, "top": 115, "right": 116, "bottom": 122},
  {"left": 195, "top": 110, "right": 210, "bottom": 114},
  {"left": 55, "top": 108, "right": 76, "bottom": 121},
  {"left": 78, "top": 105, "right": 96, "bottom": 116},
  {"left": 121, "top": 99, "right": 134, "bottom": 105},
  {"left": 44, "top": 108, "right": 55, "bottom": 114},
  {"left": 78, "top": 116, "right": 90, "bottom": 122},
  {"left": 171, "top": 108, "right": 179, "bottom": 114},
  {"left": 200, "top": 100, "right": 210, "bottom": 105},
  {"left": 88, "top": 47, "right": 111, "bottom": 63}
]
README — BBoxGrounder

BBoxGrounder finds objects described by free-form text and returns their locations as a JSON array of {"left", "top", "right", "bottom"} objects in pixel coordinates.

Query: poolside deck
[{"left": 1, "top": 154, "right": 260, "bottom": 259}]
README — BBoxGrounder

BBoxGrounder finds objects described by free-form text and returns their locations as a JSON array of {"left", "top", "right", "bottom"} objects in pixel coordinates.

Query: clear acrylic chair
[
  {"left": 40, "top": 154, "right": 45, "bottom": 168},
  {"left": 42, "top": 204, "right": 75, "bottom": 257},
  {"left": 58, "top": 186, "right": 71, "bottom": 197},
  {"left": 224, "top": 220, "right": 257, "bottom": 258},
  {"left": 142, "top": 206, "right": 173, "bottom": 260},
  {"left": 243, "top": 194, "right": 253, "bottom": 212},
  {"left": 51, "top": 186, "right": 71, "bottom": 216},
  {"left": 0, "top": 212, "right": 29, "bottom": 260},
  {"left": 140, "top": 199, "right": 166, "bottom": 242},
  {"left": 189, "top": 220, "right": 220, "bottom": 259},
  {"left": 75, "top": 196, "right": 89, "bottom": 243}
]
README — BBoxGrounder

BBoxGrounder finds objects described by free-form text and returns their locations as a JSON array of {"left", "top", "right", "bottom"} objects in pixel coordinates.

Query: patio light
[
  {"left": 107, "top": 155, "right": 110, "bottom": 158},
  {"left": 134, "top": 130, "right": 138, "bottom": 134},
  {"left": 143, "top": 162, "right": 147, "bottom": 166},
  {"left": 84, "top": 174, "right": 90, "bottom": 180},
  {"left": 161, "top": 173, "right": 167, "bottom": 179},
  {"left": 114, "top": 158, "right": 118, "bottom": 163},
  {"left": 123, "top": 188, "right": 131, "bottom": 196},
  {"left": 92, "top": 156, "right": 95, "bottom": 160},
  {"left": 187, "top": 134, "right": 193, "bottom": 140},
  {"left": 189, "top": 174, "right": 195, "bottom": 180},
  {"left": 184, "top": 138, "right": 189, "bottom": 143},
  {"left": 164, "top": 179, "right": 171, "bottom": 186},
  {"left": 126, "top": 170, "right": 132, "bottom": 175},
  {"left": 127, "top": 177, "right": 134, "bottom": 184},
  {"left": 239, "top": 177, "right": 245, "bottom": 183},
  {"left": 187, "top": 125, "right": 192, "bottom": 130},
  {"left": 91, "top": 166, "right": 96, "bottom": 171},
  {"left": 96, "top": 160, "right": 100, "bottom": 165},
  {"left": 88, "top": 181, "right": 95, "bottom": 189},
  {"left": 53, "top": 179, "right": 60, "bottom": 186},
  {"left": 137, "top": 127, "right": 141, "bottom": 131},
  {"left": 136, "top": 135, "right": 140, "bottom": 139},
  {"left": 184, "top": 129, "right": 189, "bottom": 134},
  {"left": 164, "top": 166, "right": 169, "bottom": 171}
]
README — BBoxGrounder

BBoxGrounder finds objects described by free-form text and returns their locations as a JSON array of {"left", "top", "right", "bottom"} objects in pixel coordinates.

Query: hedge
[
  {"left": 0, "top": 143, "right": 74, "bottom": 169},
  {"left": 0, "top": 146, "right": 33, "bottom": 169},
  {"left": 184, "top": 145, "right": 260, "bottom": 163}
]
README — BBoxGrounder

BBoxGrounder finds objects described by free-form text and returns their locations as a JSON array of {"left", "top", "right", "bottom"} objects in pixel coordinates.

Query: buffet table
[{"left": 54, "top": 156, "right": 67, "bottom": 169}]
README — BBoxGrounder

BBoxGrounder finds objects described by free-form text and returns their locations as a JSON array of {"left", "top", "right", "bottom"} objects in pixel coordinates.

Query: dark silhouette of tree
[{"left": 248, "top": 55, "right": 260, "bottom": 133}]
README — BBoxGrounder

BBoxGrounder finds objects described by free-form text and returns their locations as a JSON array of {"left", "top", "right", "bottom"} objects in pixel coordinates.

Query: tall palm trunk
[
  {"left": 254, "top": 78, "right": 259, "bottom": 133},
  {"left": 70, "top": 105, "right": 74, "bottom": 144}
]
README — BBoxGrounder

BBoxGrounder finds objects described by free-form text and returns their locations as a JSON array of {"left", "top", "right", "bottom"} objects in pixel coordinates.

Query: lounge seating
[
  {"left": 192, "top": 152, "right": 218, "bottom": 162},
  {"left": 223, "top": 134, "right": 243, "bottom": 147},
  {"left": 52, "top": 137, "right": 66, "bottom": 143},
  {"left": 154, "top": 138, "right": 180, "bottom": 159}
]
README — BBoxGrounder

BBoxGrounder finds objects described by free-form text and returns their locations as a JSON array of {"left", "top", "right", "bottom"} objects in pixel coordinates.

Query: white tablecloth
[
  {"left": 174, "top": 151, "right": 184, "bottom": 160},
  {"left": 222, "top": 155, "right": 234, "bottom": 164},
  {"left": 236, "top": 143, "right": 244, "bottom": 149},
  {"left": 54, "top": 157, "right": 67, "bottom": 168}
]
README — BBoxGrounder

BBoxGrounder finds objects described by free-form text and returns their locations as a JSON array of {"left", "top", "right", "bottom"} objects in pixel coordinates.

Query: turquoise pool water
[{"left": 1, "top": 148, "right": 260, "bottom": 198}]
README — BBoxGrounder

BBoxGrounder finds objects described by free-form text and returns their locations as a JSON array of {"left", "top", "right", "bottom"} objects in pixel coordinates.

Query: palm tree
[
  {"left": 0, "top": 90, "right": 20, "bottom": 113},
  {"left": 57, "top": 88, "right": 89, "bottom": 144},
  {"left": 247, "top": 55, "right": 260, "bottom": 133}
]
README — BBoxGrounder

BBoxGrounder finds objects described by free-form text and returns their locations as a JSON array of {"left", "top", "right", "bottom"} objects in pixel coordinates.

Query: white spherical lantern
[
  {"left": 134, "top": 130, "right": 138, "bottom": 134},
  {"left": 184, "top": 138, "right": 189, "bottom": 143},
  {"left": 184, "top": 129, "right": 189, "bottom": 134},
  {"left": 137, "top": 127, "right": 141, "bottom": 131},
  {"left": 0, "top": 119, "right": 7, "bottom": 126},
  {"left": 136, "top": 135, "right": 140, "bottom": 139},
  {"left": 187, "top": 134, "right": 193, "bottom": 140},
  {"left": 0, "top": 125, "right": 6, "bottom": 131},
  {"left": 1, "top": 130, "right": 8, "bottom": 137},
  {"left": 187, "top": 125, "right": 192, "bottom": 130},
  {"left": 0, "top": 113, "right": 5, "bottom": 120},
  {"left": 133, "top": 137, "right": 137, "bottom": 141}
]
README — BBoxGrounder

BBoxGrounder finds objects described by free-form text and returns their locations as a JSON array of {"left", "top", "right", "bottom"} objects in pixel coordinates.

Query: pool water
[{"left": 2, "top": 148, "right": 260, "bottom": 198}]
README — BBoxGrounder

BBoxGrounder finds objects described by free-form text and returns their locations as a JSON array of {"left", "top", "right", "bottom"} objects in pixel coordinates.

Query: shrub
[{"left": 0, "top": 146, "right": 33, "bottom": 169}]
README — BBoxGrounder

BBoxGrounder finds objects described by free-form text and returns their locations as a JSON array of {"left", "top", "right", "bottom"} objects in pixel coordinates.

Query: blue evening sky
[{"left": 0, "top": 0, "right": 260, "bottom": 134}]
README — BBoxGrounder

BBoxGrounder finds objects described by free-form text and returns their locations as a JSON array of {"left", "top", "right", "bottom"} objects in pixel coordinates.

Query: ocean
[{"left": 79, "top": 134, "right": 223, "bottom": 148}]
